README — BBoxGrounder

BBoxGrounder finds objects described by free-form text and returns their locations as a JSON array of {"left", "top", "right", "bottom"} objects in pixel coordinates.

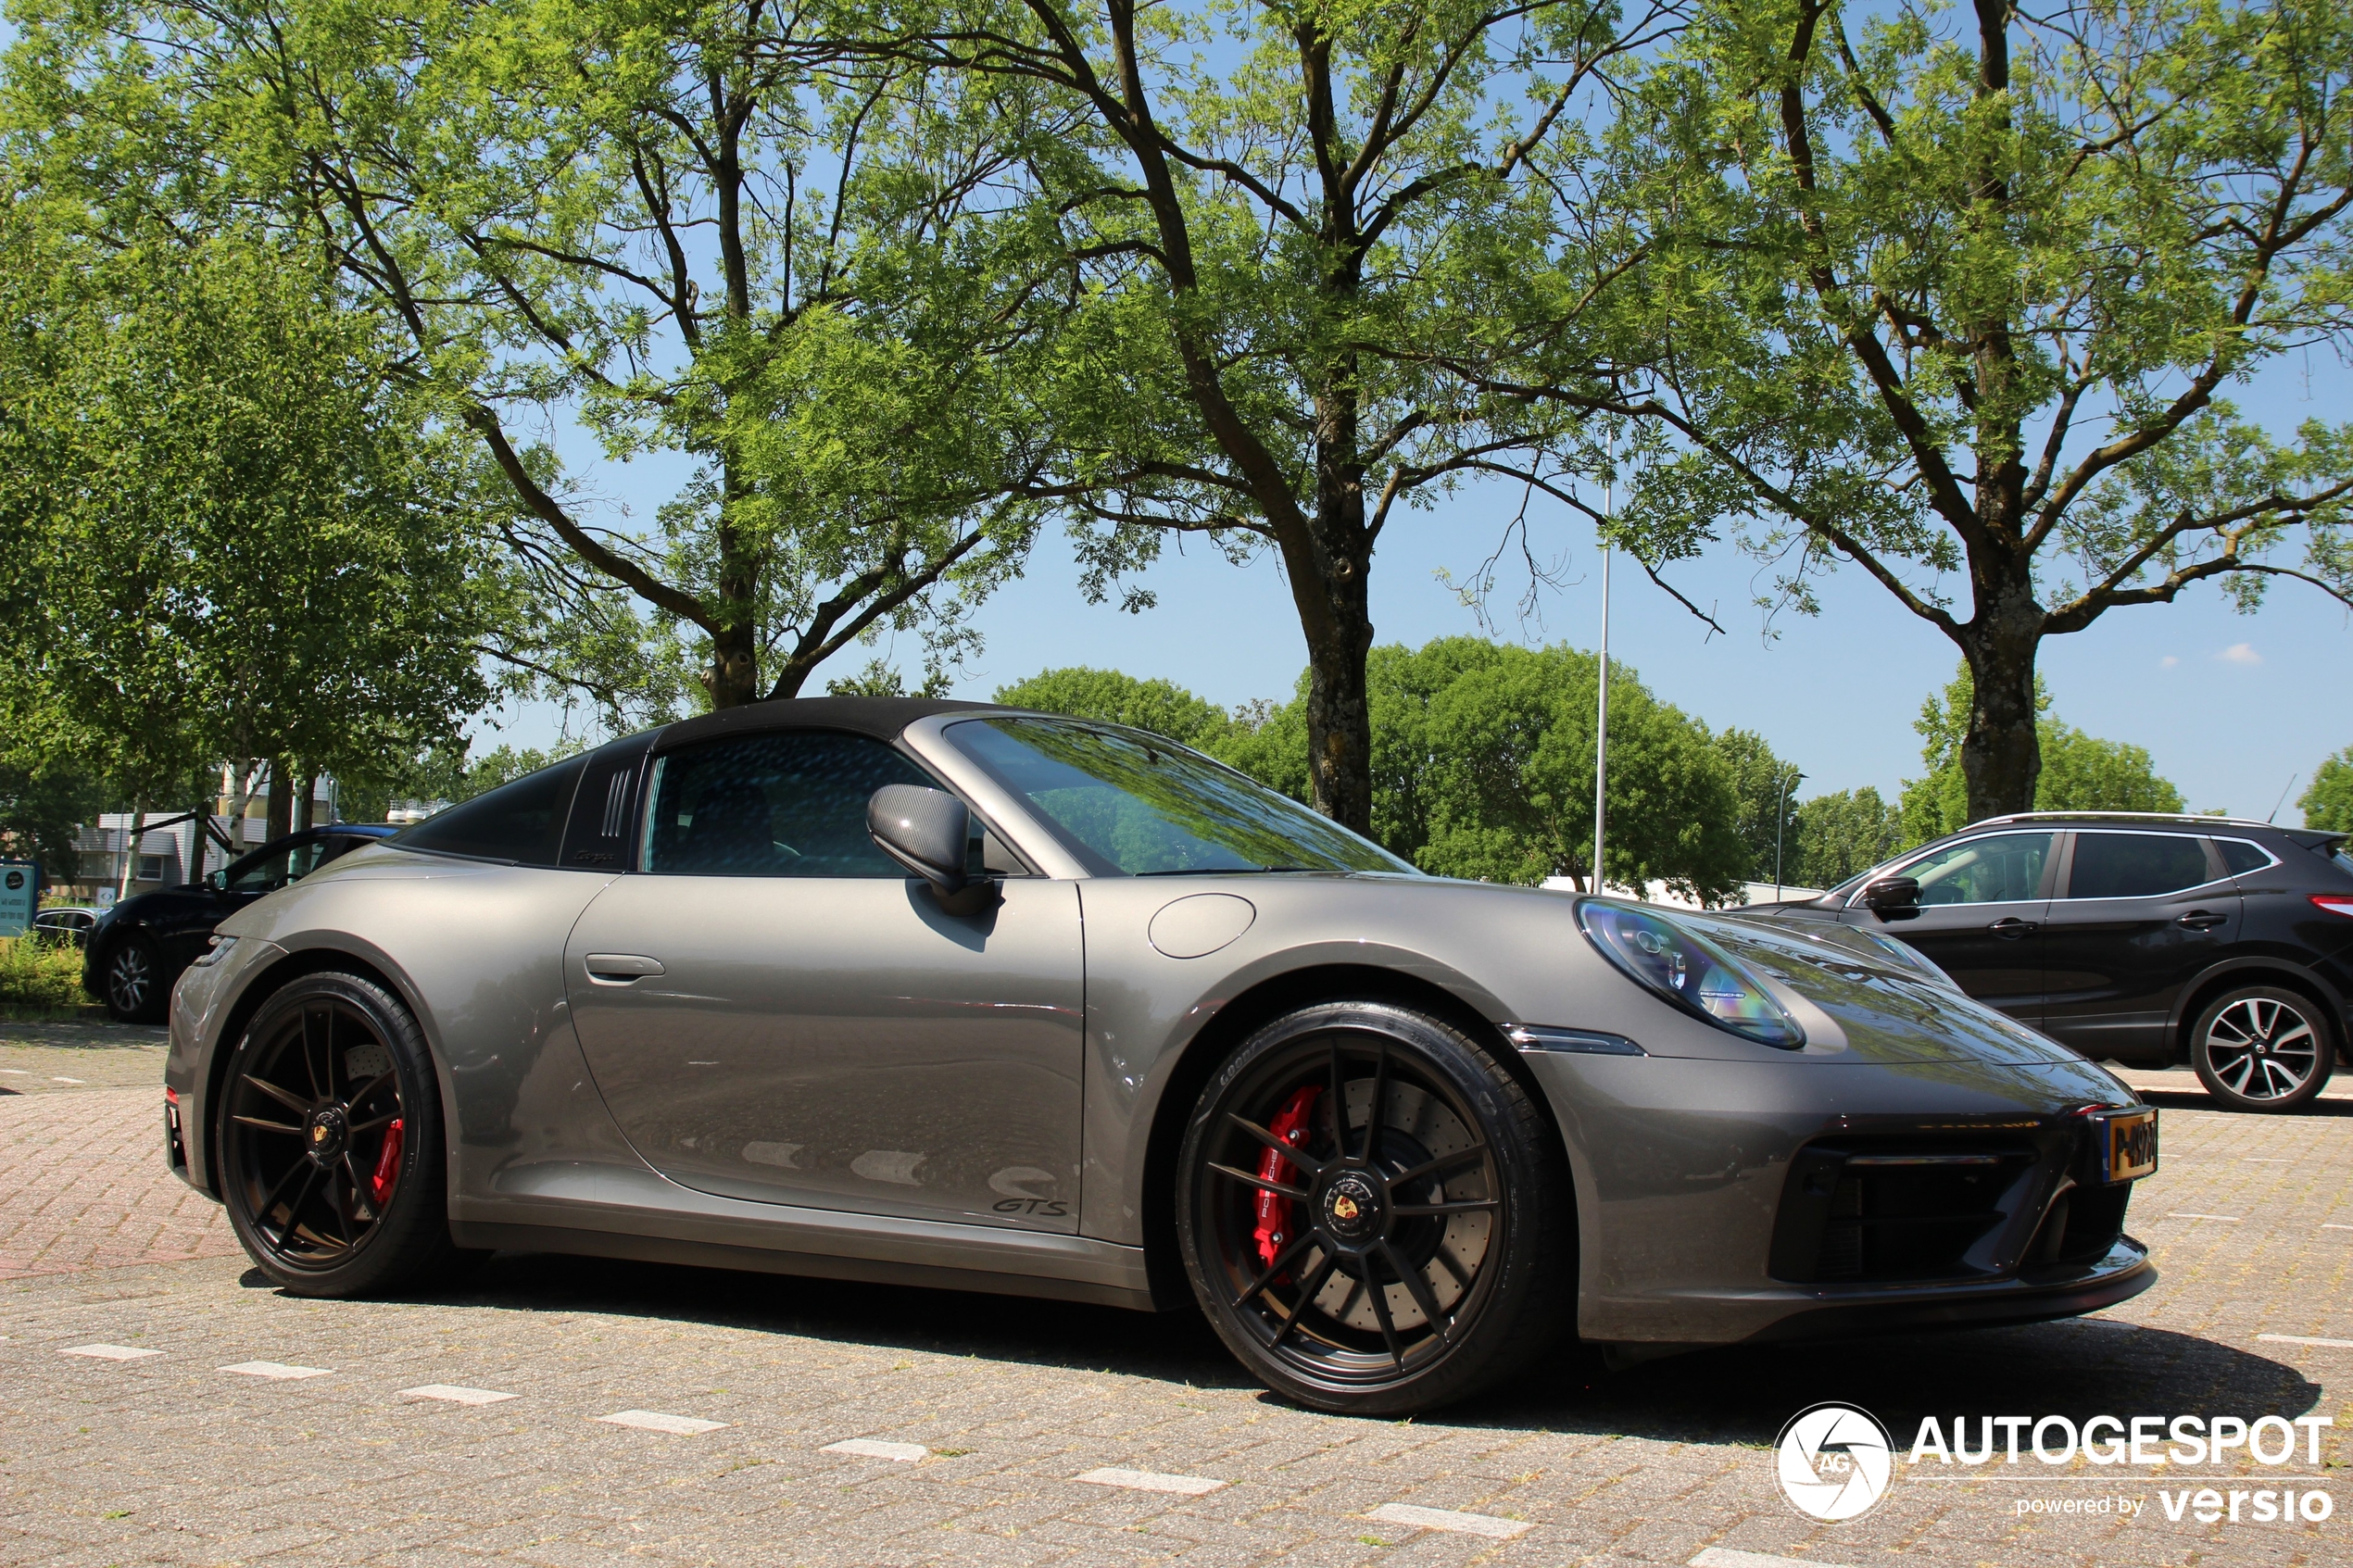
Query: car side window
[
  {"left": 2064, "top": 833, "right": 2215, "bottom": 899},
  {"left": 1895, "top": 832, "right": 2054, "bottom": 906},
  {"left": 642, "top": 731, "right": 935, "bottom": 878},
  {"left": 2217, "top": 838, "right": 2272, "bottom": 876},
  {"left": 227, "top": 845, "right": 300, "bottom": 892}
]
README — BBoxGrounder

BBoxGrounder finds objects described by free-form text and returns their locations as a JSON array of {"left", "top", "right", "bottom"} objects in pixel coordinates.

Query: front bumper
[{"left": 1517, "top": 1046, "right": 2154, "bottom": 1346}]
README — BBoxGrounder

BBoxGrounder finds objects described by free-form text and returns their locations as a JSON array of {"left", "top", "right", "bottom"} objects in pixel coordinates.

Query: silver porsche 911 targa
[{"left": 165, "top": 697, "right": 2158, "bottom": 1414}]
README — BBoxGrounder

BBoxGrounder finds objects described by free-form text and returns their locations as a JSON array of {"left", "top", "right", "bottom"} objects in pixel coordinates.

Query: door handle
[
  {"left": 584, "top": 953, "right": 666, "bottom": 985},
  {"left": 1987, "top": 917, "right": 2037, "bottom": 939},
  {"left": 2175, "top": 910, "right": 2228, "bottom": 930}
]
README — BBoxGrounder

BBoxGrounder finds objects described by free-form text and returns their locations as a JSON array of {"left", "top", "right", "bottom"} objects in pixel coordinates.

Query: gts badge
[{"left": 988, "top": 1166, "right": 1065, "bottom": 1217}]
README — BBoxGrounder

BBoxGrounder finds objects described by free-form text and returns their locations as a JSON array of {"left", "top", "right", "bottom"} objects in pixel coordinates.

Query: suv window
[
  {"left": 224, "top": 834, "right": 370, "bottom": 893},
  {"left": 643, "top": 731, "right": 933, "bottom": 877},
  {"left": 1894, "top": 832, "right": 2054, "bottom": 906},
  {"left": 2064, "top": 833, "right": 2215, "bottom": 899},
  {"left": 397, "top": 757, "right": 588, "bottom": 866},
  {"left": 2217, "top": 838, "right": 2274, "bottom": 876}
]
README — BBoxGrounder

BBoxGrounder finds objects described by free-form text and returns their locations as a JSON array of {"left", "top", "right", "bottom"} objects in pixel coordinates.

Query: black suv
[
  {"left": 83, "top": 824, "right": 396, "bottom": 1022},
  {"left": 1762, "top": 812, "right": 2353, "bottom": 1112}
]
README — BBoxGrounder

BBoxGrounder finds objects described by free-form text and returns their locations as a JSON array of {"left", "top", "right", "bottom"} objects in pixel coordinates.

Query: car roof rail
[{"left": 1970, "top": 809, "right": 2298, "bottom": 834}]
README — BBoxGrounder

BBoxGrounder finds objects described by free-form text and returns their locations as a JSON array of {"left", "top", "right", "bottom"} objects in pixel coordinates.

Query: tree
[
  {"left": 1553, "top": 0, "right": 2353, "bottom": 822},
  {"left": 1900, "top": 666, "right": 2183, "bottom": 839},
  {"left": 1712, "top": 728, "right": 1803, "bottom": 884},
  {"left": 1224, "top": 639, "right": 1750, "bottom": 901},
  {"left": 847, "top": 0, "right": 1676, "bottom": 833},
  {"left": 2298, "top": 748, "right": 2353, "bottom": 833},
  {"left": 7, "top": 0, "right": 1078, "bottom": 714},
  {"left": 0, "top": 762, "right": 107, "bottom": 884},
  {"left": 992, "top": 668, "right": 1237, "bottom": 750},
  {"left": 0, "top": 225, "right": 511, "bottom": 849},
  {"left": 1792, "top": 786, "right": 1906, "bottom": 889}
]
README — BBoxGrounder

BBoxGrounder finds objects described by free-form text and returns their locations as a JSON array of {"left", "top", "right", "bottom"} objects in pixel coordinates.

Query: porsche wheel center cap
[
  {"left": 307, "top": 1108, "right": 347, "bottom": 1160},
  {"left": 1320, "top": 1173, "right": 1382, "bottom": 1241}
]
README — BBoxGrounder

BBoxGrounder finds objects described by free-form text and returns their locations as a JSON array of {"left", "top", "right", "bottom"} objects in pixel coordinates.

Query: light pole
[
  {"left": 1774, "top": 768, "right": 1804, "bottom": 899},
  {"left": 1592, "top": 470, "right": 1612, "bottom": 896}
]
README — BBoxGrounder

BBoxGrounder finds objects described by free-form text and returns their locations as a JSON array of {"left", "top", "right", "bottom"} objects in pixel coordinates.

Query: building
[{"left": 67, "top": 776, "right": 338, "bottom": 905}]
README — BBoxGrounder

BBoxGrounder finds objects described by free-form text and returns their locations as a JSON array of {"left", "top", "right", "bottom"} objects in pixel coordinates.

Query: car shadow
[
  {"left": 377, "top": 1251, "right": 2321, "bottom": 1435},
  {"left": 2132, "top": 1087, "right": 2353, "bottom": 1118}
]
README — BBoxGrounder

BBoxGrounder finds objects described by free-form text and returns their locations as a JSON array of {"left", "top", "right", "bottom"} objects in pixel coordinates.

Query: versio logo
[{"left": 1777, "top": 1403, "right": 1895, "bottom": 1522}]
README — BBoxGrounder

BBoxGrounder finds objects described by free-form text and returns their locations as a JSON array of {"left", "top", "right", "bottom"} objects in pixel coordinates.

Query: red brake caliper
[
  {"left": 369, "top": 1118, "right": 404, "bottom": 1208},
  {"left": 1252, "top": 1085, "right": 1322, "bottom": 1272}
]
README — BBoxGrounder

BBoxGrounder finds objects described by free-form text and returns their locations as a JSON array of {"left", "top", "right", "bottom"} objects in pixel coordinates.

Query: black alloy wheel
[
  {"left": 219, "top": 971, "right": 473, "bottom": 1295},
  {"left": 2192, "top": 985, "right": 2335, "bottom": 1114},
  {"left": 104, "top": 936, "right": 167, "bottom": 1023},
  {"left": 1176, "top": 1002, "right": 1574, "bottom": 1415}
]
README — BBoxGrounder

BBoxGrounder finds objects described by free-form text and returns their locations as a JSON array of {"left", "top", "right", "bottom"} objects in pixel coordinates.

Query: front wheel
[
  {"left": 2191, "top": 985, "right": 2335, "bottom": 1113},
  {"left": 1175, "top": 1002, "right": 1575, "bottom": 1416},
  {"left": 103, "top": 935, "right": 168, "bottom": 1023},
  {"left": 218, "top": 971, "right": 475, "bottom": 1295}
]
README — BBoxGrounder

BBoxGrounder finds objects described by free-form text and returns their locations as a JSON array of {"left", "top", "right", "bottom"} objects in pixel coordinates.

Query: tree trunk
[
  {"left": 1955, "top": 626, "right": 2042, "bottom": 823},
  {"left": 295, "top": 768, "right": 316, "bottom": 833},
  {"left": 1302, "top": 586, "right": 1376, "bottom": 834},
  {"left": 116, "top": 798, "right": 145, "bottom": 900},
  {"left": 264, "top": 759, "right": 292, "bottom": 843}
]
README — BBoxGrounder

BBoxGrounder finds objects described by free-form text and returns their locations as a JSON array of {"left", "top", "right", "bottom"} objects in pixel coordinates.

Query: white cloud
[
  {"left": 2219, "top": 643, "right": 2263, "bottom": 666},
  {"left": 2160, "top": 655, "right": 2180, "bottom": 669}
]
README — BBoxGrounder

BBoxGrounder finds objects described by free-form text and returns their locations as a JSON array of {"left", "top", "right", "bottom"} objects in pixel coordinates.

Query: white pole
[{"left": 1592, "top": 471, "right": 1612, "bottom": 895}]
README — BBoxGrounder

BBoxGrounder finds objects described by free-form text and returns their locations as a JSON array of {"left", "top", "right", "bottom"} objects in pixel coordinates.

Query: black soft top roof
[{"left": 650, "top": 696, "right": 1002, "bottom": 753}]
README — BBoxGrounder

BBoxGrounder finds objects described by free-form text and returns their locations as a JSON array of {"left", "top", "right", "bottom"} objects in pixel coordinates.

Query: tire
[
  {"left": 2191, "top": 985, "right": 2336, "bottom": 1113},
  {"left": 1174, "top": 1001, "right": 1575, "bottom": 1416},
  {"left": 103, "top": 935, "right": 168, "bottom": 1023},
  {"left": 217, "top": 971, "right": 476, "bottom": 1296}
]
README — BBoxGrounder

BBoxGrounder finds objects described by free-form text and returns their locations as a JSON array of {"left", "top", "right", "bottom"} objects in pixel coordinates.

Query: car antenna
[{"left": 2268, "top": 772, "right": 2299, "bottom": 823}]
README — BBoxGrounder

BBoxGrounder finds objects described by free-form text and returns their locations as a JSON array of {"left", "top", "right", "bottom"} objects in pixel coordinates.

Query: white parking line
[
  {"left": 50, "top": 1076, "right": 85, "bottom": 1085},
  {"left": 399, "top": 1385, "right": 517, "bottom": 1406},
  {"left": 596, "top": 1410, "right": 728, "bottom": 1436},
  {"left": 60, "top": 1345, "right": 161, "bottom": 1361},
  {"left": 1366, "top": 1503, "right": 1533, "bottom": 1539},
  {"left": 823, "top": 1438, "right": 928, "bottom": 1462},
  {"left": 220, "top": 1361, "right": 331, "bottom": 1380},
  {"left": 1692, "top": 1549, "right": 1856, "bottom": 1568},
  {"left": 2245, "top": 1157, "right": 2292, "bottom": 1163},
  {"left": 2168, "top": 1212, "right": 2242, "bottom": 1222},
  {"left": 1074, "top": 1467, "right": 1227, "bottom": 1496},
  {"left": 2259, "top": 1334, "right": 2353, "bottom": 1349},
  {"left": 2324, "top": 1224, "right": 2353, "bottom": 1232}
]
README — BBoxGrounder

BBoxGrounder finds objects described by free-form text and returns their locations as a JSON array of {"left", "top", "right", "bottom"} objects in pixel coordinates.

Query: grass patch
[{"left": 0, "top": 937, "right": 86, "bottom": 1010}]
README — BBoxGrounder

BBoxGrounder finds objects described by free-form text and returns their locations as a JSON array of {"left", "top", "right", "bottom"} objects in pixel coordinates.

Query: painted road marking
[
  {"left": 2245, "top": 1157, "right": 2292, "bottom": 1163},
  {"left": 2168, "top": 1212, "right": 2242, "bottom": 1222},
  {"left": 1366, "top": 1503, "right": 1533, "bottom": 1539},
  {"left": 50, "top": 1076, "right": 85, "bottom": 1085},
  {"left": 1692, "top": 1550, "right": 1856, "bottom": 1568},
  {"left": 2259, "top": 1334, "right": 2353, "bottom": 1349},
  {"left": 399, "top": 1385, "right": 517, "bottom": 1406},
  {"left": 2324, "top": 1224, "right": 2353, "bottom": 1232},
  {"left": 60, "top": 1345, "right": 161, "bottom": 1361},
  {"left": 823, "top": 1438, "right": 929, "bottom": 1462},
  {"left": 597, "top": 1410, "right": 728, "bottom": 1436},
  {"left": 1075, "top": 1468, "right": 1227, "bottom": 1496},
  {"left": 220, "top": 1361, "right": 331, "bottom": 1379}
]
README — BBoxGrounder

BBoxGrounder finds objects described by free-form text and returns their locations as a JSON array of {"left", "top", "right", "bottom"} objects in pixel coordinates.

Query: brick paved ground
[
  {"left": 4, "top": 1061, "right": 2350, "bottom": 1566},
  {"left": 0, "top": 1018, "right": 170, "bottom": 1095}
]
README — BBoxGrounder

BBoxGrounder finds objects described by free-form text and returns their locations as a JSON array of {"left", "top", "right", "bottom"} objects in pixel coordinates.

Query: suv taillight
[{"left": 2311, "top": 897, "right": 2353, "bottom": 918}]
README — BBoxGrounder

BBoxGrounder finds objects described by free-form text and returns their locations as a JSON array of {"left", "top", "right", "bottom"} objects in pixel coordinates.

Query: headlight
[
  {"left": 190, "top": 935, "right": 236, "bottom": 968},
  {"left": 1578, "top": 901, "right": 1805, "bottom": 1048}
]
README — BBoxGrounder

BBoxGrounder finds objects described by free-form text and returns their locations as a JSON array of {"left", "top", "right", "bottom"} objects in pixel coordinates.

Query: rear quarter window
[
  {"left": 2065, "top": 833, "right": 2214, "bottom": 899},
  {"left": 396, "top": 756, "right": 588, "bottom": 866}
]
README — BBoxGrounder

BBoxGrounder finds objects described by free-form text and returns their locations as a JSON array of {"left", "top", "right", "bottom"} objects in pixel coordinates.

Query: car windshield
[{"left": 948, "top": 717, "right": 1415, "bottom": 876}]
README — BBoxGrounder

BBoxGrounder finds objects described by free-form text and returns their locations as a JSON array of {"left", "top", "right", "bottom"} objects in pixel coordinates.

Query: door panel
[
  {"left": 1857, "top": 831, "right": 2057, "bottom": 1021},
  {"left": 2040, "top": 832, "right": 2239, "bottom": 1063},
  {"left": 564, "top": 727, "right": 1086, "bottom": 1232}
]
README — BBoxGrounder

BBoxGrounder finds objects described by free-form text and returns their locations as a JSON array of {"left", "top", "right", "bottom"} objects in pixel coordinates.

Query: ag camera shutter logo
[{"left": 1777, "top": 1403, "right": 1894, "bottom": 1521}]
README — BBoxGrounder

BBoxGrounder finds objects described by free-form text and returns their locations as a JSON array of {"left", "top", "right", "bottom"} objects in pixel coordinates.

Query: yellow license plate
[{"left": 2104, "top": 1109, "right": 2158, "bottom": 1183}]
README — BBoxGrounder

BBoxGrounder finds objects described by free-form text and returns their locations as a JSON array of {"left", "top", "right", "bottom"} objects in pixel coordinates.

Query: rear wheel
[
  {"left": 2191, "top": 985, "right": 2334, "bottom": 1113},
  {"left": 218, "top": 972, "right": 475, "bottom": 1295},
  {"left": 1175, "top": 1001, "right": 1574, "bottom": 1415},
  {"left": 103, "top": 936, "right": 167, "bottom": 1023}
]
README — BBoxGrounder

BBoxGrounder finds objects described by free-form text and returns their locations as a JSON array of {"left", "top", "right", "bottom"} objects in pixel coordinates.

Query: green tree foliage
[
  {"left": 1791, "top": 787, "right": 1906, "bottom": 890},
  {"left": 1900, "top": 667, "right": 2183, "bottom": 840},
  {"left": 992, "top": 670, "right": 1238, "bottom": 752},
  {"left": 1712, "top": 729, "right": 1803, "bottom": 885},
  {"left": 1198, "top": 641, "right": 1750, "bottom": 901},
  {"left": 0, "top": 762, "right": 107, "bottom": 883},
  {"left": 6, "top": 0, "right": 1078, "bottom": 714},
  {"left": 2298, "top": 748, "right": 2353, "bottom": 832},
  {"left": 1563, "top": 0, "right": 2353, "bottom": 823},
  {"left": 0, "top": 227, "right": 510, "bottom": 838},
  {"left": 855, "top": 0, "right": 1672, "bottom": 833}
]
